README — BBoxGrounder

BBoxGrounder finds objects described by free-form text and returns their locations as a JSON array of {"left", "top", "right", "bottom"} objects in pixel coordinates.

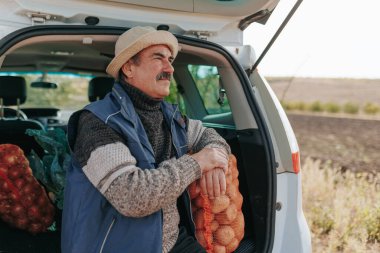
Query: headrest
[
  {"left": 0, "top": 76, "right": 27, "bottom": 106},
  {"left": 88, "top": 77, "right": 114, "bottom": 102}
]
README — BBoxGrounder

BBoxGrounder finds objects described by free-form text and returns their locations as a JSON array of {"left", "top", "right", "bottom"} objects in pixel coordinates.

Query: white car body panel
[
  {"left": 273, "top": 173, "right": 311, "bottom": 253},
  {"left": 0, "top": 0, "right": 279, "bottom": 45},
  {"left": 0, "top": 0, "right": 312, "bottom": 252}
]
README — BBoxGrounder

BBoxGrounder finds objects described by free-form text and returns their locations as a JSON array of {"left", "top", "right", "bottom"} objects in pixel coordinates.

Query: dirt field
[
  {"left": 268, "top": 77, "right": 380, "bottom": 106},
  {"left": 288, "top": 113, "right": 380, "bottom": 173},
  {"left": 268, "top": 77, "right": 380, "bottom": 173}
]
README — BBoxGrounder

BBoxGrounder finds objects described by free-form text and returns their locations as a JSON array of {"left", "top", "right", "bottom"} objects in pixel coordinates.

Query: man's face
[{"left": 122, "top": 45, "right": 174, "bottom": 99}]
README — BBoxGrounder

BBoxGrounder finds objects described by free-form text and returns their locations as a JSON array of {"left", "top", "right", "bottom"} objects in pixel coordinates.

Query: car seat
[
  {"left": 0, "top": 76, "right": 45, "bottom": 156},
  {"left": 88, "top": 76, "right": 114, "bottom": 102}
]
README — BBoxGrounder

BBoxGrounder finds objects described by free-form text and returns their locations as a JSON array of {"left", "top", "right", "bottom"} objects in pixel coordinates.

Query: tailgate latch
[
  {"left": 187, "top": 30, "right": 214, "bottom": 40},
  {"left": 26, "top": 12, "right": 55, "bottom": 25}
]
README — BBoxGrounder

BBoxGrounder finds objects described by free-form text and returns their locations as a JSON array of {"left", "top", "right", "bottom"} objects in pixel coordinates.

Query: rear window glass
[
  {"left": 165, "top": 77, "right": 186, "bottom": 115},
  {"left": 0, "top": 72, "right": 91, "bottom": 119},
  {"left": 187, "top": 65, "right": 231, "bottom": 114}
]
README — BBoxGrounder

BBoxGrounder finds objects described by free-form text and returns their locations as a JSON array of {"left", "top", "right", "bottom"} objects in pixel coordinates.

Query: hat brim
[{"left": 106, "top": 30, "right": 178, "bottom": 79}]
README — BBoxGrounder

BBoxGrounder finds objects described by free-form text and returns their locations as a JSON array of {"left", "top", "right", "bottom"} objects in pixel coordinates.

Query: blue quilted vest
[{"left": 61, "top": 82, "right": 191, "bottom": 253}]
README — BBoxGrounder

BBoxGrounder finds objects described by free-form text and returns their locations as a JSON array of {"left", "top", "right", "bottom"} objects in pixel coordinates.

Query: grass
[
  {"left": 343, "top": 102, "right": 360, "bottom": 114},
  {"left": 324, "top": 102, "right": 341, "bottom": 113},
  {"left": 302, "top": 157, "right": 380, "bottom": 252},
  {"left": 281, "top": 100, "right": 380, "bottom": 116},
  {"left": 363, "top": 103, "right": 380, "bottom": 115}
]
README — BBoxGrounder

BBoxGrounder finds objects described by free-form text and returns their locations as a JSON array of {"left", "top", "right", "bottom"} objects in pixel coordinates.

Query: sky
[{"left": 243, "top": 0, "right": 380, "bottom": 79}]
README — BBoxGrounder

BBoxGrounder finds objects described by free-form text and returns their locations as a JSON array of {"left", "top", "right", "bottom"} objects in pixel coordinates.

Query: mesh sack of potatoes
[
  {"left": 0, "top": 144, "right": 55, "bottom": 234},
  {"left": 188, "top": 154, "right": 244, "bottom": 253}
]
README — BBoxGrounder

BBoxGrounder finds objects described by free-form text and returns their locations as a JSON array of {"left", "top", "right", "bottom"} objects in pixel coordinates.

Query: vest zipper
[{"left": 99, "top": 217, "right": 116, "bottom": 253}]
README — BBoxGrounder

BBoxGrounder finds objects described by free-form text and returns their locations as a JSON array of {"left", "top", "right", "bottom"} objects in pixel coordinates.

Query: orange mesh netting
[{"left": 189, "top": 154, "right": 245, "bottom": 253}]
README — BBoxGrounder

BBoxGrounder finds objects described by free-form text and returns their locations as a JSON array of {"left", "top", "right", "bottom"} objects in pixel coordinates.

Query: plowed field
[
  {"left": 268, "top": 77, "right": 380, "bottom": 173},
  {"left": 288, "top": 113, "right": 380, "bottom": 173}
]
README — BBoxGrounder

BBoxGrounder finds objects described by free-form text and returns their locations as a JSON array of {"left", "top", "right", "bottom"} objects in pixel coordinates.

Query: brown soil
[
  {"left": 287, "top": 111, "right": 380, "bottom": 174},
  {"left": 268, "top": 77, "right": 380, "bottom": 173},
  {"left": 268, "top": 77, "right": 380, "bottom": 107}
]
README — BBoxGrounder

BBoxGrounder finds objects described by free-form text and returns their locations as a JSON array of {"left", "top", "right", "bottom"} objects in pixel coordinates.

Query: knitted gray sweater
[{"left": 73, "top": 84, "right": 230, "bottom": 252}]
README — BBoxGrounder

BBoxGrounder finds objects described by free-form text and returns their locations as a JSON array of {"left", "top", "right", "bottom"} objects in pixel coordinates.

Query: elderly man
[{"left": 62, "top": 26, "right": 230, "bottom": 253}]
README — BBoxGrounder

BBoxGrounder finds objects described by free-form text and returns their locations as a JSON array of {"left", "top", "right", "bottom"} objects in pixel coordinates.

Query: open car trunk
[{"left": 0, "top": 26, "right": 276, "bottom": 253}]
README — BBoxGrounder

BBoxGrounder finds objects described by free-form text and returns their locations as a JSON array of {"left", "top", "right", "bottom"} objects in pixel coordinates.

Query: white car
[{"left": 0, "top": 0, "right": 311, "bottom": 252}]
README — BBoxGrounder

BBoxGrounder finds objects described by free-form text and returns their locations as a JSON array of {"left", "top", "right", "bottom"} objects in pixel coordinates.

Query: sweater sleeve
[
  {"left": 187, "top": 118, "right": 231, "bottom": 155},
  {"left": 72, "top": 111, "right": 201, "bottom": 218}
]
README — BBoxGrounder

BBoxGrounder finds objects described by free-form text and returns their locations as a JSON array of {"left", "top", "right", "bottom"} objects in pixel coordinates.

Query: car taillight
[{"left": 292, "top": 151, "right": 301, "bottom": 174}]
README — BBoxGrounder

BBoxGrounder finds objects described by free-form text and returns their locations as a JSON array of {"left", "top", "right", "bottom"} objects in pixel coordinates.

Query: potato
[
  {"left": 233, "top": 192, "right": 243, "bottom": 209},
  {"left": 194, "top": 195, "right": 206, "bottom": 208},
  {"left": 227, "top": 154, "right": 236, "bottom": 171},
  {"left": 210, "top": 195, "right": 230, "bottom": 213},
  {"left": 229, "top": 156, "right": 239, "bottom": 180},
  {"left": 226, "top": 238, "right": 239, "bottom": 252},
  {"left": 213, "top": 244, "right": 226, "bottom": 253},
  {"left": 193, "top": 208, "right": 214, "bottom": 229},
  {"left": 232, "top": 178, "right": 239, "bottom": 188},
  {"left": 225, "top": 173, "right": 233, "bottom": 185},
  {"left": 215, "top": 203, "right": 238, "bottom": 225},
  {"left": 211, "top": 220, "right": 219, "bottom": 232},
  {"left": 194, "top": 209, "right": 205, "bottom": 228},
  {"left": 195, "top": 229, "right": 213, "bottom": 248},
  {"left": 231, "top": 169, "right": 239, "bottom": 180},
  {"left": 0, "top": 165, "right": 8, "bottom": 176},
  {"left": 195, "top": 230, "right": 207, "bottom": 248},
  {"left": 215, "top": 226, "right": 235, "bottom": 246},
  {"left": 230, "top": 212, "right": 245, "bottom": 241},
  {"left": 226, "top": 184, "right": 237, "bottom": 199},
  {"left": 188, "top": 181, "right": 200, "bottom": 199}
]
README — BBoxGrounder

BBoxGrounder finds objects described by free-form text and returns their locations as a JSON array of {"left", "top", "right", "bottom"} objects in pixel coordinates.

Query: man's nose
[{"left": 164, "top": 60, "right": 174, "bottom": 73}]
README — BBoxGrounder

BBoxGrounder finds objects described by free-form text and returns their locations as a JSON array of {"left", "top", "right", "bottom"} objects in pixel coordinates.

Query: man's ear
[{"left": 121, "top": 62, "right": 133, "bottom": 78}]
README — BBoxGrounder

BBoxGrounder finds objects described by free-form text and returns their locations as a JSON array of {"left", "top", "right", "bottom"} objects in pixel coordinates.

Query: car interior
[
  {"left": 0, "top": 28, "right": 273, "bottom": 253},
  {"left": 0, "top": 76, "right": 45, "bottom": 155}
]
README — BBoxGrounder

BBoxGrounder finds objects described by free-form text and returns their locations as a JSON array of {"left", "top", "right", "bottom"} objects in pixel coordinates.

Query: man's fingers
[
  {"left": 217, "top": 150, "right": 229, "bottom": 173},
  {"left": 206, "top": 172, "right": 214, "bottom": 199},
  {"left": 191, "top": 147, "right": 229, "bottom": 173},
  {"left": 218, "top": 170, "right": 226, "bottom": 195},
  {"left": 212, "top": 171, "right": 220, "bottom": 198},
  {"left": 200, "top": 176, "right": 207, "bottom": 196}
]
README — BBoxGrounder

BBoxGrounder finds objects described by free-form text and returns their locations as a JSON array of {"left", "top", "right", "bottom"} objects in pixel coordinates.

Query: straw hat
[{"left": 106, "top": 26, "right": 178, "bottom": 79}]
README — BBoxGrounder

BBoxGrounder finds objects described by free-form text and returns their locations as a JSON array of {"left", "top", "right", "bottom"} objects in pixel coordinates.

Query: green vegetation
[
  {"left": 302, "top": 158, "right": 380, "bottom": 252},
  {"left": 363, "top": 103, "right": 380, "bottom": 115},
  {"left": 281, "top": 100, "right": 380, "bottom": 116},
  {"left": 324, "top": 102, "right": 340, "bottom": 113},
  {"left": 343, "top": 102, "right": 360, "bottom": 114},
  {"left": 309, "top": 101, "right": 324, "bottom": 112},
  {"left": 165, "top": 79, "right": 186, "bottom": 115},
  {"left": 165, "top": 65, "right": 231, "bottom": 115},
  {"left": 188, "top": 65, "right": 230, "bottom": 114},
  {"left": 281, "top": 101, "right": 307, "bottom": 111}
]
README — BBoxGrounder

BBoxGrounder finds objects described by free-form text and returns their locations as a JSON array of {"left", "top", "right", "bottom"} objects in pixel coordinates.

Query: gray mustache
[{"left": 156, "top": 72, "right": 172, "bottom": 81}]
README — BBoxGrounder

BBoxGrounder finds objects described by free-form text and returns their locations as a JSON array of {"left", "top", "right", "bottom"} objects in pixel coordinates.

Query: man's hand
[
  {"left": 200, "top": 168, "right": 226, "bottom": 199},
  {"left": 190, "top": 147, "right": 228, "bottom": 174}
]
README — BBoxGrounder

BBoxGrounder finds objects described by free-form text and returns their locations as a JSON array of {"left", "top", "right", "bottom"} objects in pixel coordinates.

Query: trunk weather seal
[
  {"left": 0, "top": 25, "right": 126, "bottom": 55},
  {"left": 0, "top": 25, "right": 277, "bottom": 253}
]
